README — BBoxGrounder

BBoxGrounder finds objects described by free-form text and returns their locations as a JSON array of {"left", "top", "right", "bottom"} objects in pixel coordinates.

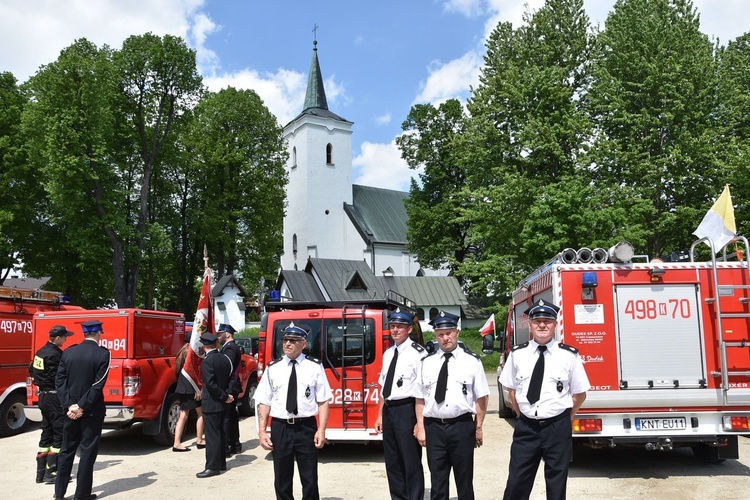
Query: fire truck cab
[
  {"left": 256, "top": 290, "right": 422, "bottom": 442},
  {"left": 485, "top": 237, "right": 750, "bottom": 462}
]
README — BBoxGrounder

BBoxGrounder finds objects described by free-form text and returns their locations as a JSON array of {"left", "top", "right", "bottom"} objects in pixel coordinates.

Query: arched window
[
  {"left": 429, "top": 308, "right": 439, "bottom": 321},
  {"left": 326, "top": 143, "right": 333, "bottom": 164},
  {"left": 292, "top": 234, "right": 298, "bottom": 255},
  {"left": 417, "top": 308, "right": 425, "bottom": 320},
  {"left": 292, "top": 146, "right": 297, "bottom": 168}
]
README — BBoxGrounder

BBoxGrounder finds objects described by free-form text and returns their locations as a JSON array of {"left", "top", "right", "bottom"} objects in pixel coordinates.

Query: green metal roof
[
  {"left": 345, "top": 185, "right": 409, "bottom": 245},
  {"left": 294, "top": 41, "right": 350, "bottom": 124}
]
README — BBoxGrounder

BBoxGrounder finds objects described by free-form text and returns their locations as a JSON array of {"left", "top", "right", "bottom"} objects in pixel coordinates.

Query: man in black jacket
[
  {"left": 31, "top": 324, "right": 74, "bottom": 484},
  {"left": 54, "top": 320, "right": 111, "bottom": 500},
  {"left": 219, "top": 323, "right": 242, "bottom": 456},
  {"left": 196, "top": 332, "right": 234, "bottom": 478}
]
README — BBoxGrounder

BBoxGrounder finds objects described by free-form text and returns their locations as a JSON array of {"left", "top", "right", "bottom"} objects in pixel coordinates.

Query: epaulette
[
  {"left": 268, "top": 358, "right": 282, "bottom": 367},
  {"left": 558, "top": 343, "right": 578, "bottom": 354},
  {"left": 461, "top": 344, "right": 480, "bottom": 360},
  {"left": 511, "top": 342, "right": 529, "bottom": 352},
  {"left": 306, "top": 356, "right": 322, "bottom": 364},
  {"left": 411, "top": 342, "right": 425, "bottom": 353}
]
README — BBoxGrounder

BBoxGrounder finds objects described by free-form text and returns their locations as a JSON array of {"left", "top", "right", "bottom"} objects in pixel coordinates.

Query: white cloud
[
  {"left": 443, "top": 0, "right": 485, "bottom": 17},
  {"left": 0, "top": 0, "right": 208, "bottom": 83},
  {"left": 414, "top": 50, "right": 483, "bottom": 105},
  {"left": 353, "top": 140, "right": 419, "bottom": 191},
  {"left": 374, "top": 112, "right": 392, "bottom": 125},
  {"left": 191, "top": 12, "right": 221, "bottom": 75}
]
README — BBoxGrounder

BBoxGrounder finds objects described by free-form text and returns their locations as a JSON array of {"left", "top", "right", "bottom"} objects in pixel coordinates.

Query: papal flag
[
  {"left": 181, "top": 267, "right": 214, "bottom": 393},
  {"left": 693, "top": 185, "right": 737, "bottom": 254}
]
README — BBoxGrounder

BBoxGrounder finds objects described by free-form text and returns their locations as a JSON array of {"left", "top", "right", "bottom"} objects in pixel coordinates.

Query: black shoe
[
  {"left": 74, "top": 495, "right": 97, "bottom": 500},
  {"left": 196, "top": 442, "right": 206, "bottom": 449},
  {"left": 234, "top": 442, "right": 242, "bottom": 453},
  {"left": 225, "top": 447, "right": 234, "bottom": 457},
  {"left": 172, "top": 447, "right": 191, "bottom": 452},
  {"left": 220, "top": 465, "right": 227, "bottom": 471},
  {"left": 196, "top": 469, "right": 221, "bottom": 478}
]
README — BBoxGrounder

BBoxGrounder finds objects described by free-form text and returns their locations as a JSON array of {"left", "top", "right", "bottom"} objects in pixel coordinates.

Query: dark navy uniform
[
  {"left": 200, "top": 335, "right": 233, "bottom": 476},
  {"left": 54, "top": 321, "right": 110, "bottom": 500},
  {"left": 31, "top": 325, "right": 72, "bottom": 483},
  {"left": 378, "top": 308, "right": 427, "bottom": 500},
  {"left": 417, "top": 311, "right": 489, "bottom": 500},
  {"left": 220, "top": 334, "right": 242, "bottom": 454},
  {"left": 256, "top": 323, "right": 332, "bottom": 500},
  {"left": 499, "top": 299, "right": 590, "bottom": 500}
]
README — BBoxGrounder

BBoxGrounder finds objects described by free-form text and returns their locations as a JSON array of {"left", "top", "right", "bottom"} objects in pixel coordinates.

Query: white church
[{"left": 275, "top": 40, "right": 469, "bottom": 328}]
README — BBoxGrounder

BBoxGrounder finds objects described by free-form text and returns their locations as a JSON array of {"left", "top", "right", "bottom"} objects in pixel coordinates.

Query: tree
[
  {"left": 588, "top": 0, "right": 723, "bottom": 256},
  {"left": 187, "top": 87, "right": 288, "bottom": 290}
]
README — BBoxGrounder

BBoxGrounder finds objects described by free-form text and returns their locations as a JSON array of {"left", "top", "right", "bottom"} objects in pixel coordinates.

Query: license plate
[{"left": 635, "top": 417, "right": 687, "bottom": 431}]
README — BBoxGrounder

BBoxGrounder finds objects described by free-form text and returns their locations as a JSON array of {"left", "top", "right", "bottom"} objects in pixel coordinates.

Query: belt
[
  {"left": 277, "top": 416, "right": 316, "bottom": 425},
  {"left": 384, "top": 397, "right": 415, "bottom": 407},
  {"left": 38, "top": 390, "right": 57, "bottom": 394},
  {"left": 520, "top": 408, "right": 571, "bottom": 428},
  {"left": 425, "top": 413, "right": 473, "bottom": 425}
]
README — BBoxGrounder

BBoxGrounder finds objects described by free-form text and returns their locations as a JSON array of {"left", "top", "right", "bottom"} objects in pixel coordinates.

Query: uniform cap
[
  {"left": 81, "top": 320, "right": 103, "bottom": 334},
  {"left": 524, "top": 299, "right": 560, "bottom": 320},
  {"left": 389, "top": 307, "right": 415, "bottom": 325},
  {"left": 429, "top": 310, "right": 459, "bottom": 330},
  {"left": 217, "top": 323, "right": 237, "bottom": 334},
  {"left": 49, "top": 325, "right": 74, "bottom": 338},
  {"left": 199, "top": 332, "right": 218, "bottom": 345},
  {"left": 282, "top": 321, "right": 308, "bottom": 340}
]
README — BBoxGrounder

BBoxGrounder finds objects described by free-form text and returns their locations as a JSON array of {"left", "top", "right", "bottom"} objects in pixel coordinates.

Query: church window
[
  {"left": 293, "top": 234, "right": 298, "bottom": 256},
  {"left": 417, "top": 308, "right": 425, "bottom": 320},
  {"left": 292, "top": 146, "right": 297, "bottom": 169},
  {"left": 429, "top": 308, "right": 439, "bottom": 321},
  {"left": 326, "top": 143, "right": 333, "bottom": 164}
]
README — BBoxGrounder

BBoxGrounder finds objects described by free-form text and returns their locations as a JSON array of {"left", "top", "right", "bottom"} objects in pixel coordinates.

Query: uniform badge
[
  {"left": 397, "top": 377, "right": 403, "bottom": 388},
  {"left": 556, "top": 380, "right": 563, "bottom": 393},
  {"left": 462, "top": 383, "right": 468, "bottom": 395},
  {"left": 305, "top": 386, "right": 311, "bottom": 398}
]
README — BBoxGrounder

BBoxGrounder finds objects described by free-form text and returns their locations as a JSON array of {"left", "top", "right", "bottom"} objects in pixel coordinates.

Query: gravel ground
[{"left": 8, "top": 377, "right": 750, "bottom": 500}]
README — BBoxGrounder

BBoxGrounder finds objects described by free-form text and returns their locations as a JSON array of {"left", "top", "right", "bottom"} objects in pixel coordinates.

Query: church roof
[
  {"left": 275, "top": 258, "right": 467, "bottom": 312},
  {"left": 293, "top": 41, "right": 350, "bottom": 124},
  {"left": 212, "top": 274, "right": 248, "bottom": 297},
  {"left": 345, "top": 185, "right": 409, "bottom": 245}
]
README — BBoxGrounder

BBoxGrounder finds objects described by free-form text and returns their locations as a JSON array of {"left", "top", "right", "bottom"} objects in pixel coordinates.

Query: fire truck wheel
[
  {"left": 238, "top": 378, "right": 257, "bottom": 417},
  {"left": 153, "top": 392, "right": 181, "bottom": 446},
  {"left": 0, "top": 392, "right": 27, "bottom": 437},
  {"left": 691, "top": 443, "right": 725, "bottom": 463}
]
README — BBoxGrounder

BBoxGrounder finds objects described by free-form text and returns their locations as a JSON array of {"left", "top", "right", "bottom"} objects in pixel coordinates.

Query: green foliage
[{"left": 423, "top": 328, "right": 499, "bottom": 372}]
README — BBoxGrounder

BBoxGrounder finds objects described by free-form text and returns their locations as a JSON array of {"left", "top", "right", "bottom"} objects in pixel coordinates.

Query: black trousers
[
  {"left": 383, "top": 402, "right": 424, "bottom": 500},
  {"left": 271, "top": 417, "right": 319, "bottom": 500},
  {"left": 54, "top": 413, "right": 105, "bottom": 499},
  {"left": 503, "top": 412, "right": 572, "bottom": 500},
  {"left": 38, "top": 392, "right": 64, "bottom": 449},
  {"left": 203, "top": 410, "right": 227, "bottom": 471},
  {"left": 424, "top": 416, "right": 476, "bottom": 500},
  {"left": 224, "top": 400, "right": 240, "bottom": 448}
]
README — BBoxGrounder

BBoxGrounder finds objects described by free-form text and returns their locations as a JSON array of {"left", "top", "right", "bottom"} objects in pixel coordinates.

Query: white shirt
[
  {"left": 379, "top": 341, "right": 427, "bottom": 401},
  {"left": 499, "top": 339, "right": 590, "bottom": 419},
  {"left": 255, "top": 354, "right": 332, "bottom": 419},
  {"left": 418, "top": 346, "right": 490, "bottom": 419}
]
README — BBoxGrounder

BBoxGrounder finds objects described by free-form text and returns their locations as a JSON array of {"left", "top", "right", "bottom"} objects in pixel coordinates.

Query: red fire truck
[
  {"left": 485, "top": 238, "right": 750, "bottom": 462},
  {"left": 0, "top": 286, "right": 82, "bottom": 437},
  {"left": 256, "top": 290, "right": 422, "bottom": 442},
  {"left": 26, "top": 309, "right": 259, "bottom": 444}
]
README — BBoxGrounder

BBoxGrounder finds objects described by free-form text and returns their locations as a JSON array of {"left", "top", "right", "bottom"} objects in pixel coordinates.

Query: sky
[{"left": 1, "top": 0, "right": 748, "bottom": 192}]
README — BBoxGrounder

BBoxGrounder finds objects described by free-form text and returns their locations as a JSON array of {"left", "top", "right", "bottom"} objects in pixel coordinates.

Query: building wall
[{"left": 214, "top": 287, "right": 246, "bottom": 333}]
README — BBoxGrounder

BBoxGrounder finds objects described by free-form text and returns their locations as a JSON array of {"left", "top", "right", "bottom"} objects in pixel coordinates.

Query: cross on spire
[{"left": 312, "top": 23, "right": 319, "bottom": 42}]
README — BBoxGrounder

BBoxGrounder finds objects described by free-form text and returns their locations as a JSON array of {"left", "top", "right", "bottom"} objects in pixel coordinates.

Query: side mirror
[
  {"left": 425, "top": 340, "right": 437, "bottom": 355},
  {"left": 481, "top": 334, "right": 496, "bottom": 354}
]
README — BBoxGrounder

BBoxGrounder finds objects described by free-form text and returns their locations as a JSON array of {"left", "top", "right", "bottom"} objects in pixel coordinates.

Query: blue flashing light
[
  {"left": 269, "top": 290, "right": 281, "bottom": 300},
  {"left": 582, "top": 272, "right": 598, "bottom": 288}
]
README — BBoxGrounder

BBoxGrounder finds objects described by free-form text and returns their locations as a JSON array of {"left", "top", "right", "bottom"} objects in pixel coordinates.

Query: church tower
[{"left": 281, "top": 40, "right": 354, "bottom": 270}]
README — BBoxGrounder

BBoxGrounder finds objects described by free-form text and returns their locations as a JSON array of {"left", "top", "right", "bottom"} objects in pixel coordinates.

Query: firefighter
[
  {"left": 256, "top": 323, "right": 332, "bottom": 500},
  {"left": 54, "top": 320, "right": 111, "bottom": 500},
  {"left": 375, "top": 308, "right": 427, "bottom": 500},
  {"left": 30, "top": 324, "right": 74, "bottom": 484},
  {"left": 218, "top": 323, "right": 242, "bottom": 456},
  {"left": 416, "top": 311, "right": 489, "bottom": 500},
  {"left": 499, "top": 299, "right": 590, "bottom": 500}
]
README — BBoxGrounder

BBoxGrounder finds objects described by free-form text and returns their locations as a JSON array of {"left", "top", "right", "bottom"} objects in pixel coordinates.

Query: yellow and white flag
[{"left": 693, "top": 185, "right": 736, "bottom": 253}]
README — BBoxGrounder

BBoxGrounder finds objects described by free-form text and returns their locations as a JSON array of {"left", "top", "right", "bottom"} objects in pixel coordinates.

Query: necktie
[
  {"left": 382, "top": 348, "right": 398, "bottom": 399},
  {"left": 435, "top": 352, "right": 452, "bottom": 404},
  {"left": 527, "top": 345, "right": 547, "bottom": 404},
  {"left": 286, "top": 360, "right": 298, "bottom": 415}
]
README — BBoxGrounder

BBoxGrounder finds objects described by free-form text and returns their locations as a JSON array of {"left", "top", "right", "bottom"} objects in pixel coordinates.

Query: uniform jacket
[
  {"left": 221, "top": 339, "right": 242, "bottom": 396},
  {"left": 55, "top": 339, "right": 111, "bottom": 418},
  {"left": 31, "top": 341, "right": 64, "bottom": 391},
  {"left": 201, "top": 348, "right": 233, "bottom": 413}
]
